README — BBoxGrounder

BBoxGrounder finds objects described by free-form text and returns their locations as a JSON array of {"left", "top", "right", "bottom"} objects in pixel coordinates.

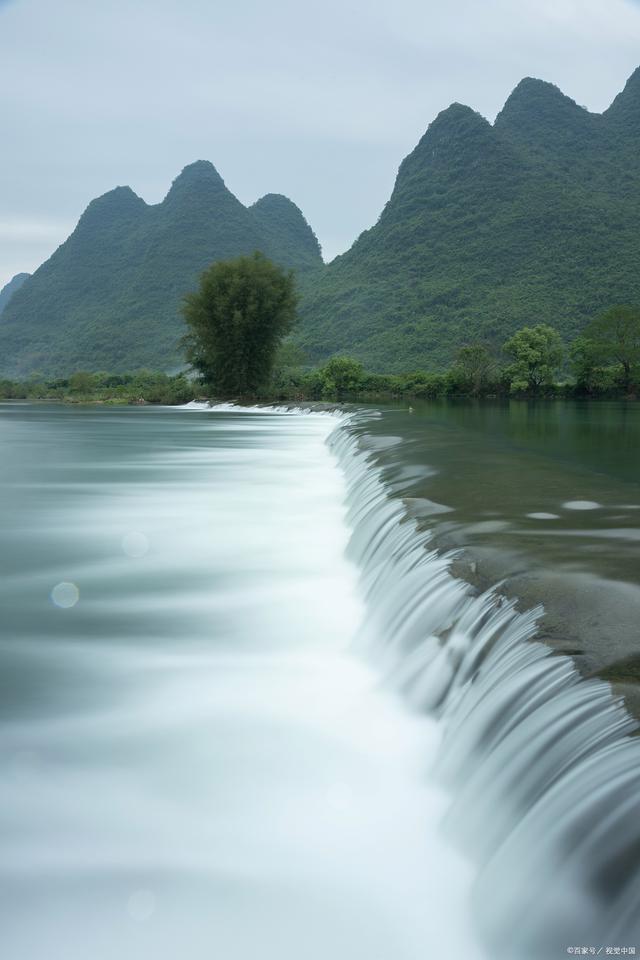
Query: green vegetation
[
  {"left": 582, "top": 305, "right": 640, "bottom": 392},
  {"left": 296, "top": 68, "right": 640, "bottom": 371},
  {"left": 3, "top": 70, "right": 640, "bottom": 380},
  {"left": 0, "top": 273, "right": 30, "bottom": 314},
  {"left": 0, "top": 370, "right": 196, "bottom": 405},
  {"left": 503, "top": 325, "right": 564, "bottom": 394},
  {"left": 2, "top": 309, "right": 637, "bottom": 405},
  {"left": 183, "top": 253, "right": 298, "bottom": 395},
  {"left": 0, "top": 162, "right": 320, "bottom": 379},
  {"left": 268, "top": 309, "right": 640, "bottom": 401},
  {"left": 451, "top": 344, "right": 497, "bottom": 395}
]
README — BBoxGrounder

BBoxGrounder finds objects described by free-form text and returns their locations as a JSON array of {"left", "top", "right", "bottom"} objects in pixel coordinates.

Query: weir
[
  {"left": 1, "top": 401, "right": 638, "bottom": 960},
  {"left": 0, "top": 404, "right": 483, "bottom": 960},
  {"left": 330, "top": 411, "right": 640, "bottom": 957}
]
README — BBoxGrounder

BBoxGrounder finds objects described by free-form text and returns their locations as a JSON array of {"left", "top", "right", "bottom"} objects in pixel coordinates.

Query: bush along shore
[{"left": 1, "top": 317, "right": 639, "bottom": 405}]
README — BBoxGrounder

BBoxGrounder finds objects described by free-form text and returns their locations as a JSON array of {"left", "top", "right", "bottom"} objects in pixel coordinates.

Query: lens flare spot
[
  {"left": 50, "top": 581, "right": 79, "bottom": 608},
  {"left": 326, "top": 782, "right": 353, "bottom": 811},
  {"left": 127, "top": 889, "right": 155, "bottom": 921},
  {"left": 122, "top": 531, "right": 149, "bottom": 558}
]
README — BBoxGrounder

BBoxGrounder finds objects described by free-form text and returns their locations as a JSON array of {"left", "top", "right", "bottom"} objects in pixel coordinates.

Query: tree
[
  {"left": 452, "top": 343, "right": 497, "bottom": 395},
  {"left": 316, "top": 356, "right": 364, "bottom": 399},
  {"left": 503, "top": 324, "right": 564, "bottom": 394},
  {"left": 269, "top": 341, "right": 308, "bottom": 397},
  {"left": 68, "top": 371, "right": 96, "bottom": 394},
  {"left": 569, "top": 336, "right": 607, "bottom": 395},
  {"left": 182, "top": 252, "right": 298, "bottom": 396},
  {"left": 582, "top": 305, "right": 640, "bottom": 392}
]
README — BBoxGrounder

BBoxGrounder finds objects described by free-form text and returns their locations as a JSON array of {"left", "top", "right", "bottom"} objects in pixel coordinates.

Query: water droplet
[
  {"left": 50, "top": 581, "right": 79, "bottom": 608},
  {"left": 122, "top": 531, "right": 149, "bottom": 558}
]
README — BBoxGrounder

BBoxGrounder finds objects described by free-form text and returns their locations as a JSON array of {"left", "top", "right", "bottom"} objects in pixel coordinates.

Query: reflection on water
[{"left": 0, "top": 404, "right": 481, "bottom": 960}]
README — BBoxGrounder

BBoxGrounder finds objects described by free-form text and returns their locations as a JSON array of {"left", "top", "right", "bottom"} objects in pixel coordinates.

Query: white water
[
  {"left": 4, "top": 403, "right": 639, "bottom": 960},
  {"left": 332, "top": 413, "right": 640, "bottom": 959},
  {"left": 0, "top": 408, "right": 483, "bottom": 960}
]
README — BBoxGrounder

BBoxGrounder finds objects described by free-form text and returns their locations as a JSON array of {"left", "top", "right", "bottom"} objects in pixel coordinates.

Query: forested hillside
[
  {"left": 0, "top": 273, "right": 30, "bottom": 315},
  {"left": 297, "top": 68, "right": 640, "bottom": 370},
  {"left": 0, "top": 162, "right": 321, "bottom": 377},
  {"left": 3, "top": 68, "right": 640, "bottom": 377}
]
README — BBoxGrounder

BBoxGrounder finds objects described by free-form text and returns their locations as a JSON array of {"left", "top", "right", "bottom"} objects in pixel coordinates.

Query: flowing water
[
  {"left": 1, "top": 400, "right": 639, "bottom": 960},
  {"left": 0, "top": 403, "right": 480, "bottom": 960}
]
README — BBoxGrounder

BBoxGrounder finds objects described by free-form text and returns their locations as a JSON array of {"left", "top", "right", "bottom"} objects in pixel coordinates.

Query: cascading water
[
  {"left": 330, "top": 412, "right": 640, "bottom": 959},
  {"left": 0, "top": 403, "right": 484, "bottom": 960},
  {"left": 2, "top": 401, "right": 638, "bottom": 960}
]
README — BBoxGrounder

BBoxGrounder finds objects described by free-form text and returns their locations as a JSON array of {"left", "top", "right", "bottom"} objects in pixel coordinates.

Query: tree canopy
[
  {"left": 582, "top": 305, "right": 640, "bottom": 391},
  {"left": 504, "top": 324, "right": 564, "bottom": 394},
  {"left": 183, "top": 252, "right": 298, "bottom": 396},
  {"left": 452, "top": 344, "right": 496, "bottom": 395}
]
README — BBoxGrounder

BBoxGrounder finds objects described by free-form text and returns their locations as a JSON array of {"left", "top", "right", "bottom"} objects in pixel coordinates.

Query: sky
[{"left": 1, "top": 0, "right": 640, "bottom": 289}]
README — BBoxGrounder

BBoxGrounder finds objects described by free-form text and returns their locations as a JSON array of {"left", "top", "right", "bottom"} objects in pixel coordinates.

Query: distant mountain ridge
[
  {"left": 0, "top": 273, "right": 30, "bottom": 315},
  {"left": 0, "top": 161, "right": 321, "bottom": 377},
  {"left": 297, "top": 66, "right": 640, "bottom": 370},
  {"left": 3, "top": 68, "right": 640, "bottom": 377}
]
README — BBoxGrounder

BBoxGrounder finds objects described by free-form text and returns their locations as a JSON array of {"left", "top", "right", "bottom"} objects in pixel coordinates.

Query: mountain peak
[
  {"left": 507, "top": 76, "right": 567, "bottom": 100},
  {"left": 92, "top": 185, "right": 144, "bottom": 206},
  {"left": 395, "top": 103, "right": 495, "bottom": 184},
  {"left": 77, "top": 185, "right": 146, "bottom": 233},
  {"left": 252, "top": 192, "right": 299, "bottom": 211},
  {"left": 495, "top": 76, "right": 589, "bottom": 133},
  {"left": 250, "top": 194, "right": 323, "bottom": 269},
  {"left": 431, "top": 101, "right": 490, "bottom": 128},
  {"left": 419, "top": 102, "right": 493, "bottom": 143},
  {"left": 164, "top": 160, "right": 226, "bottom": 201},
  {"left": 605, "top": 65, "right": 640, "bottom": 126}
]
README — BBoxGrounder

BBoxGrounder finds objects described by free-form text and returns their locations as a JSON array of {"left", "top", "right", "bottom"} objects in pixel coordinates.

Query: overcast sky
[{"left": 1, "top": 0, "right": 640, "bottom": 288}]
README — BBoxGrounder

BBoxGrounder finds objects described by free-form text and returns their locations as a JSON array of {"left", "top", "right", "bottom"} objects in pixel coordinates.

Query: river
[{"left": 0, "top": 400, "right": 638, "bottom": 959}]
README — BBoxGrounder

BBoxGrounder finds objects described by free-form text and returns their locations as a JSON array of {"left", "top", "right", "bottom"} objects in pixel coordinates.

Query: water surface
[
  {"left": 357, "top": 399, "right": 640, "bottom": 684},
  {"left": 0, "top": 403, "right": 480, "bottom": 960}
]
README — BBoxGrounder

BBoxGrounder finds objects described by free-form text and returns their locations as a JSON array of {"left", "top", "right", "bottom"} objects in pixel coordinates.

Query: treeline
[
  {"left": 0, "top": 370, "right": 195, "bottom": 404},
  {"left": 272, "top": 307, "right": 640, "bottom": 401},
  {"left": 1, "top": 306, "right": 638, "bottom": 405}
]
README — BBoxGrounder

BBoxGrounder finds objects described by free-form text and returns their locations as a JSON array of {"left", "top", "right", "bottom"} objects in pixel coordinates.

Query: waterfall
[{"left": 330, "top": 413, "right": 640, "bottom": 958}]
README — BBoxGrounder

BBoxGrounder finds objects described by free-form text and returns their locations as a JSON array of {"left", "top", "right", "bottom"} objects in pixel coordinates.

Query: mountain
[
  {"left": 0, "top": 273, "right": 30, "bottom": 315},
  {"left": 297, "top": 67, "right": 640, "bottom": 370},
  {"left": 0, "top": 162, "right": 321, "bottom": 378},
  {"left": 4, "top": 69, "right": 640, "bottom": 379}
]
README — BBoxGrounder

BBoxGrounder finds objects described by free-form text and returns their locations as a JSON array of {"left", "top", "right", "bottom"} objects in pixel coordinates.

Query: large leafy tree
[
  {"left": 582, "top": 305, "right": 640, "bottom": 392},
  {"left": 452, "top": 343, "right": 497, "bottom": 395},
  {"left": 569, "top": 336, "right": 607, "bottom": 395},
  {"left": 503, "top": 324, "right": 564, "bottom": 394},
  {"left": 183, "top": 252, "right": 298, "bottom": 396},
  {"left": 316, "top": 356, "right": 365, "bottom": 399}
]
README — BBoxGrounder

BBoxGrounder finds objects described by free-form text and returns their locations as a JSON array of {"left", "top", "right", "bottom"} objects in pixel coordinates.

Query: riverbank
[{"left": 2, "top": 362, "right": 639, "bottom": 406}]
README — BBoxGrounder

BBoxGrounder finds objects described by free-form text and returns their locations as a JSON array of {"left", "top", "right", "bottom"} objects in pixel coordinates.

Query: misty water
[
  {"left": 1, "top": 401, "right": 639, "bottom": 960},
  {"left": 0, "top": 403, "right": 480, "bottom": 960}
]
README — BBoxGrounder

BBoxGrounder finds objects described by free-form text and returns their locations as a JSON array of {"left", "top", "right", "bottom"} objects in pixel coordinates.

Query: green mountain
[
  {"left": 0, "top": 273, "right": 30, "bottom": 315},
  {"left": 0, "top": 161, "right": 321, "bottom": 377},
  {"left": 297, "top": 67, "right": 640, "bottom": 370},
  {"left": 4, "top": 69, "right": 640, "bottom": 378}
]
